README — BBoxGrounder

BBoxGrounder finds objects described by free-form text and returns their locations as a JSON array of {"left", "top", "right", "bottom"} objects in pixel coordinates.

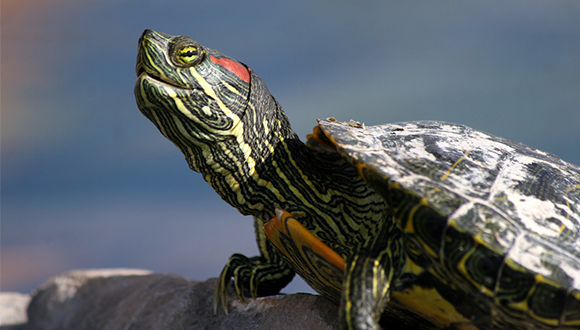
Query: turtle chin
[
  {"left": 136, "top": 72, "right": 196, "bottom": 108},
  {"left": 134, "top": 74, "right": 189, "bottom": 122},
  {"left": 135, "top": 73, "right": 241, "bottom": 143}
]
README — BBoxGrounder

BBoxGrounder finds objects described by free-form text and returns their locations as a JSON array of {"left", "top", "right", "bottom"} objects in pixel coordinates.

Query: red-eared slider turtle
[{"left": 134, "top": 29, "right": 580, "bottom": 330}]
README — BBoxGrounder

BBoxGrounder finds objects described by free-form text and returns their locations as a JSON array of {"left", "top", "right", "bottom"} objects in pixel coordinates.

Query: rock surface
[
  {"left": 0, "top": 292, "right": 30, "bottom": 330},
  {"left": 2, "top": 269, "right": 442, "bottom": 329},
  {"left": 9, "top": 269, "right": 340, "bottom": 330}
]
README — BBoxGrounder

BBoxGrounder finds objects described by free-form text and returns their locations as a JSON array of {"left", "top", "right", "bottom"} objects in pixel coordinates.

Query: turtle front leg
[
  {"left": 340, "top": 254, "right": 393, "bottom": 330},
  {"left": 214, "top": 216, "right": 295, "bottom": 313}
]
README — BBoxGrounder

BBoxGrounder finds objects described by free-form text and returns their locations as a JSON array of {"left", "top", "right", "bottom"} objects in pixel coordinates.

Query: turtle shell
[{"left": 316, "top": 118, "right": 580, "bottom": 328}]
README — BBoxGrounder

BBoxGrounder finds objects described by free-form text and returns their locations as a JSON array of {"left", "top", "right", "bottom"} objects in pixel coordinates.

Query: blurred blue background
[{"left": 2, "top": 1, "right": 579, "bottom": 294}]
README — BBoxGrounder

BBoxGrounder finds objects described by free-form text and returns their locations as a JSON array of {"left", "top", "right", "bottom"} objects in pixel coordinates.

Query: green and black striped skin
[
  {"left": 135, "top": 30, "right": 397, "bottom": 328},
  {"left": 135, "top": 30, "right": 580, "bottom": 330}
]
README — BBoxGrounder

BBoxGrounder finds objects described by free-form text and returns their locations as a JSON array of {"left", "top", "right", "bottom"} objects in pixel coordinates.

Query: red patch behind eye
[{"left": 210, "top": 55, "right": 250, "bottom": 83}]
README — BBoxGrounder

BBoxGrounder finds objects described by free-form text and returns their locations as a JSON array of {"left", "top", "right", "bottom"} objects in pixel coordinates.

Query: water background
[{"left": 3, "top": 1, "right": 580, "bottom": 294}]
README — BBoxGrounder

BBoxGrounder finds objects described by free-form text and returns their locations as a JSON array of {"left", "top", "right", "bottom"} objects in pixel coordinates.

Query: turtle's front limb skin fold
[
  {"left": 340, "top": 254, "right": 392, "bottom": 330},
  {"left": 214, "top": 216, "right": 295, "bottom": 314}
]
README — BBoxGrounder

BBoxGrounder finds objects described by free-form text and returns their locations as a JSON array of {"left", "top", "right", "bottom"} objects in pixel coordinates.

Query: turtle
[{"left": 134, "top": 29, "right": 580, "bottom": 330}]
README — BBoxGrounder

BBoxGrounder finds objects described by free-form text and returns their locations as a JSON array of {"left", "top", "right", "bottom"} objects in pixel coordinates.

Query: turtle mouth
[{"left": 135, "top": 60, "right": 193, "bottom": 90}]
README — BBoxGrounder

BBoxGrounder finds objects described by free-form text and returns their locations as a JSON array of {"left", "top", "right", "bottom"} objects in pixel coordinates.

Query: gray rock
[
  {"left": 0, "top": 292, "right": 30, "bottom": 330},
  {"left": 10, "top": 269, "right": 441, "bottom": 329},
  {"left": 24, "top": 269, "right": 339, "bottom": 330}
]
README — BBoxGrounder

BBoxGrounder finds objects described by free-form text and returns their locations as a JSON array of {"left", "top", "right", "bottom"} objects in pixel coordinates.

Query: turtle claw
[
  {"left": 214, "top": 251, "right": 295, "bottom": 315},
  {"left": 213, "top": 215, "right": 295, "bottom": 315},
  {"left": 214, "top": 260, "right": 231, "bottom": 314},
  {"left": 214, "top": 253, "right": 255, "bottom": 314}
]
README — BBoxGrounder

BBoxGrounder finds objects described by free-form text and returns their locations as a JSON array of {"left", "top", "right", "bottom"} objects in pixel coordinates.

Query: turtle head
[
  {"left": 135, "top": 29, "right": 252, "bottom": 145},
  {"left": 135, "top": 29, "right": 296, "bottom": 213}
]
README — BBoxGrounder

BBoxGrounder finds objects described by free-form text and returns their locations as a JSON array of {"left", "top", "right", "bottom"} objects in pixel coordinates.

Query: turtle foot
[{"left": 214, "top": 252, "right": 295, "bottom": 314}]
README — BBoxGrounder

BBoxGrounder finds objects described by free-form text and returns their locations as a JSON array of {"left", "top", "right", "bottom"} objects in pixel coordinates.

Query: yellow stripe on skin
[
  {"left": 261, "top": 118, "right": 275, "bottom": 153},
  {"left": 188, "top": 69, "right": 257, "bottom": 176},
  {"left": 266, "top": 132, "right": 377, "bottom": 248},
  {"left": 343, "top": 255, "right": 358, "bottom": 329},
  {"left": 373, "top": 258, "right": 390, "bottom": 301},
  {"left": 189, "top": 69, "right": 236, "bottom": 116},
  {"left": 145, "top": 51, "right": 172, "bottom": 83},
  {"left": 222, "top": 80, "right": 244, "bottom": 96},
  {"left": 269, "top": 144, "right": 349, "bottom": 244},
  {"left": 140, "top": 82, "right": 212, "bottom": 157},
  {"left": 171, "top": 69, "right": 266, "bottom": 209}
]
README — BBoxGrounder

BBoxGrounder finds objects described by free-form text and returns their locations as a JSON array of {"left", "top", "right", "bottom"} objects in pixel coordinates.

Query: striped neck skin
[
  {"left": 135, "top": 30, "right": 394, "bottom": 257},
  {"left": 185, "top": 69, "right": 307, "bottom": 218}
]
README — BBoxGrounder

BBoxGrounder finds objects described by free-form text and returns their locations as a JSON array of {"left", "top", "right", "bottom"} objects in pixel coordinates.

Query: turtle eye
[{"left": 171, "top": 42, "right": 205, "bottom": 67}]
